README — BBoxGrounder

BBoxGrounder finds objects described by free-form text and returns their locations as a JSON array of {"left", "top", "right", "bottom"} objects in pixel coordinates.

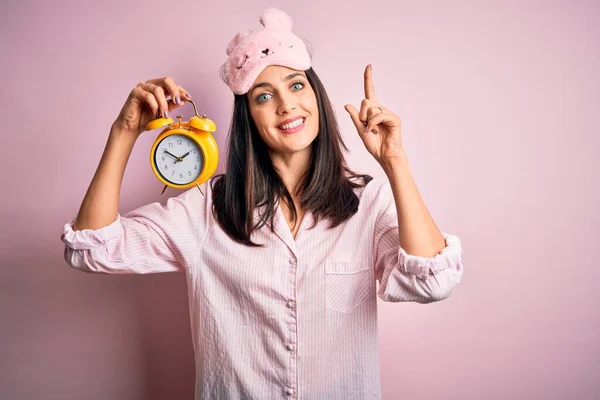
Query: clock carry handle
[{"left": 144, "top": 99, "right": 216, "bottom": 133}]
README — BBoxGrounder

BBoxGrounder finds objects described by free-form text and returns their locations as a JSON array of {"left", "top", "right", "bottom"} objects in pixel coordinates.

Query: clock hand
[
  {"left": 180, "top": 150, "right": 192, "bottom": 159},
  {"left": 164, "top": 150, "right": 180, "bottom": 159},
  {"left": 164, "top": 150, "right": 183, "bottom": 162}
]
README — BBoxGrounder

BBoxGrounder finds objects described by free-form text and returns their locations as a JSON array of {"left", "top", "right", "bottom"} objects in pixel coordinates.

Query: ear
[
  {"left": 226, "top": 29, "right": 253, "bottom": 55},
  {"left": 259, "top": 8, "right": 292, "bottom": 30},
  {"left": 232, "top": 53, "right": 248, "bottom": 69}
]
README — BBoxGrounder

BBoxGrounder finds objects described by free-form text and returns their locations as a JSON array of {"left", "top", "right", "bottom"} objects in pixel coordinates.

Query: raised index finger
[{"left": 364, "top": 64, "right": 377, "bottom": 102}]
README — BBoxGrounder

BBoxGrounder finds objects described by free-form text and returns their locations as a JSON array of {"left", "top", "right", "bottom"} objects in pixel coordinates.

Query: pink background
[{"left": 1, "top": 0, "right": 598, "bottom": 399}]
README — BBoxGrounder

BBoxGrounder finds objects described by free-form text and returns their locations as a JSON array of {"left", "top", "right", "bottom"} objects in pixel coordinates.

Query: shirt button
[
  {"left": 287, "top": 300, "right": 296, "bottom": 309},
  {"left": 286, "top": 343, "right": 295, "bottom": 351},
  {"left": 289, "top": 258, "right": 296, "bottom": 265},
  {"left": 286, "top": 388, "right": 295, "bottom": 395}
]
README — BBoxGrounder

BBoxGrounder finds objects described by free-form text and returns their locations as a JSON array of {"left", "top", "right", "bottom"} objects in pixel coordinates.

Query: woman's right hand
[{"left": 112, "top": 77, "right": 193, "bottom": 137}]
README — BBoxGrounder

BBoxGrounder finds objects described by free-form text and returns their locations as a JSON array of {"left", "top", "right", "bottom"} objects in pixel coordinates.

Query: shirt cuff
[
  {"left": 61, "top": 213, "right": 124, "bottom": 250},
  {"left": 399, "top": 232, "right": 463, "bottom": 280}
]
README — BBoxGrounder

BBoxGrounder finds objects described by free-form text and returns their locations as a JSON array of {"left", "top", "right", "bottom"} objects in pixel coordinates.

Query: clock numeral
[
  {"left": 164, "top": 165, "right": 168, "bottom": 170},
  {"left": 171, "top": 171, "right": 175, "bottom": 176},
  {"left": 179, "top": 173, "right": 183, "bottom": 178},
  {"left": 161, "top": 156, "right": 165, "bottom": 161},
  {"left": 168, "top": 142, "right": 173, "bottom": 148},
  {"left": 188, "top": 171, "right": 191, "bottom": 176},
  {"left": 177, "top": 139, "right": 182, "bottom": 145},
  {"left": 194, "top": 165, "right": 197, "bottom": 170}
]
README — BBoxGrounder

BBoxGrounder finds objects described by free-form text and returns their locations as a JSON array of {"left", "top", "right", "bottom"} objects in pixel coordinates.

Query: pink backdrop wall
[{"left": 1, "top": 0, "right": 598, "bottom": 399}]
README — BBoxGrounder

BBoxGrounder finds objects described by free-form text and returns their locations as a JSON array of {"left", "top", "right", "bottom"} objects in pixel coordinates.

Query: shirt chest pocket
[{"left": 324, "top": 257, "right": 372, "bottom": 314}]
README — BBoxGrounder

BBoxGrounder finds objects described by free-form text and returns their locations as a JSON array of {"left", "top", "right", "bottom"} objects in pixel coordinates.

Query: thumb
[{"left": 344, "top": 104, "right": 366, "bottom": 138}]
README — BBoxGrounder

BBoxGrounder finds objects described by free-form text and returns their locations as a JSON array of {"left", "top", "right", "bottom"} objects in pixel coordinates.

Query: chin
[{"left": 276, "top": 140, "right": 314, "bottom": 155}]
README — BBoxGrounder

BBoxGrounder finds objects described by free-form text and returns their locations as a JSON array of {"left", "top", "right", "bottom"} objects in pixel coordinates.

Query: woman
[{"left": 61, "top": 8, "right": 464, "bottom": 399}]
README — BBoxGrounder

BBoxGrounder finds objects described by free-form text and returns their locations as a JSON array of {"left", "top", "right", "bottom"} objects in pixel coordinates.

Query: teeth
[{"left": 279, "top": 118, "right": 304, "bottom": 130}]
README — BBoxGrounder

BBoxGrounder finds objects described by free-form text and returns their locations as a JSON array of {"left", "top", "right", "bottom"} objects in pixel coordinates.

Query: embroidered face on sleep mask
[{"left": 222, "top": 8, "right": 312, "bottom": 95}]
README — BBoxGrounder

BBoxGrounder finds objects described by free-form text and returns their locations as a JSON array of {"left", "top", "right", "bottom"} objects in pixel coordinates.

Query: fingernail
[
  {"left": 175, "top": 95, "right": 181, "bottom": 105},
  {"left": 186, "top": 93, "right": 192, "bottom": 99},
  {"left": 164, "top": 110, "right": 169, "bottom": 118}
]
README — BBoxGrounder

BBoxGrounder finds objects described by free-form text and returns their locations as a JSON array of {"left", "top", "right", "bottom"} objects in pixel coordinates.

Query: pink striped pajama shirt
[{"left": 61, "top": 176, "right": 464, "bottom": 399}]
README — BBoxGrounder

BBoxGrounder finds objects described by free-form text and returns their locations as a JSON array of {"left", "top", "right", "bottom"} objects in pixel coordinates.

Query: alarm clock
[{"left": 145, "top": 100, "right": 218, "bottom": 195}]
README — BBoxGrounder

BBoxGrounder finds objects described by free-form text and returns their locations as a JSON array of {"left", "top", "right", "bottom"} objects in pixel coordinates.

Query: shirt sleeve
[
  {"left": 61, "top": 185, "right": 208, "bottom": 274},
  {"left": 372, "top": 178, "right": 464, "bottom": 303}
]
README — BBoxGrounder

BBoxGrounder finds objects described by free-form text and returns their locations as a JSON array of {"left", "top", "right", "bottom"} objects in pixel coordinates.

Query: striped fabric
[{"left": 61, "top": 176, "right": 464, "bottom": 399}]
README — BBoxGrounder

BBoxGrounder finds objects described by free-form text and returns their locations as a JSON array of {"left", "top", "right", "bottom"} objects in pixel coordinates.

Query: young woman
[{"left": 62, "top": 8, "right": 464, "bottom": 399}]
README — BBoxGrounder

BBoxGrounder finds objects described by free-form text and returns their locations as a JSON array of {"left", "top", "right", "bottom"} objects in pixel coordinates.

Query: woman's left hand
[{"left": 345, "top": 64, "right": 405, "bottom": 167}]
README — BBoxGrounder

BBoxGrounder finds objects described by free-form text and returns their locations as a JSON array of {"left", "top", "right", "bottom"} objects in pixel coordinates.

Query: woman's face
[{"left": 246, "top": 66, "right": 319, "bottom": 158}]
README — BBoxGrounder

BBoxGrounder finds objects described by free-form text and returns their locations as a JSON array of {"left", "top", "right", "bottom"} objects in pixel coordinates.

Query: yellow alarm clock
[{"left": 145, "top": 100, "right": 218, "bottom": 195}]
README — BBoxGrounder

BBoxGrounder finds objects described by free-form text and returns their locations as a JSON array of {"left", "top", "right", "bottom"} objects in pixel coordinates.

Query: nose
[
  {"left": 261, "top": 48, "right": 269, "bottom": 55},
  {"left": 277, "top": 92, "right": 297, "bottom": 115}
]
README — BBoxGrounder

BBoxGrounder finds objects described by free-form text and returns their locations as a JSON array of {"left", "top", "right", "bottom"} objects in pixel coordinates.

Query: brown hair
[{"left": 211, "top": 67, "right": 373, "bottom": 246}]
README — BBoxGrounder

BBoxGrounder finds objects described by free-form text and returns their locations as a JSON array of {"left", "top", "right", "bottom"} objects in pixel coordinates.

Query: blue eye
[
  {"left": 257, "top": 93, "right": 271, "bottom": 103},
  {"left": 255, "top": 81, "right": 305, "bottom": 104}
]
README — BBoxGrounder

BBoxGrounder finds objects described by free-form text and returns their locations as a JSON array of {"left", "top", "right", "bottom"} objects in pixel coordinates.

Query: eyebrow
[{"left": 249, "top": 72, "right": 306, "bottom": 95}]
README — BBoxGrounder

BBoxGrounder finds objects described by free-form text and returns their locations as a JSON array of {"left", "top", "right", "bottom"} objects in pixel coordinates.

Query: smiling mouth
[{"left": 278, "top": 117, "right": 306, "bottom": 130}]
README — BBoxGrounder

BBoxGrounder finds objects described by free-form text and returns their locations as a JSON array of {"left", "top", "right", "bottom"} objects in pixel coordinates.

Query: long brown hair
[{"left": 211, "top": 67, "right": 373, "bottom": 246}]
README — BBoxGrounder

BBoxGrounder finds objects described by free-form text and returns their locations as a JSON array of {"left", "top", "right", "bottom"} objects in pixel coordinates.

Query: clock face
[{"left": 154, "top": 134, "right": 204, "bottom": 185}]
